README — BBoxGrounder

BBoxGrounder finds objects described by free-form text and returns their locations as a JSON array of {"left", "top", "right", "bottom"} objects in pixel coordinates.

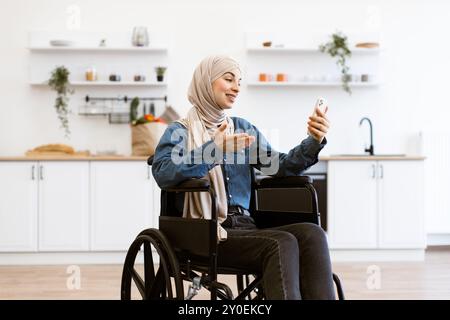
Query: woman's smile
[{"left": 226, "top": 93, "right": 237, "bottom": 103}]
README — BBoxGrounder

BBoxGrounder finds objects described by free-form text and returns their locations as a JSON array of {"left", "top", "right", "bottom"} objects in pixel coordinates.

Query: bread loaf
[
  {"left": 30, "top": 144, "right": 75, "bottom": 154},
  {"left": 355, "top": 42, "right": 379, "bottom": 49}
]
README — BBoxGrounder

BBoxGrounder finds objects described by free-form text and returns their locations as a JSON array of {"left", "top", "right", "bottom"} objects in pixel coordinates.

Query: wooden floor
[{"left": 1, "top": 248, "right": 450, "bottom": 300}]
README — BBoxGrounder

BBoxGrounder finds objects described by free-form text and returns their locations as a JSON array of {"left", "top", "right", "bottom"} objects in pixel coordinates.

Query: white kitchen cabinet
[
  {"left": 90, "top": 162, "right": 154, "bottom": 251},
  {"left": 328, "top": 160, "right": 425, "bottom": 249},
  {"left": 378, "top": 161, "right": 425, "bottom": 248},
  {"left": 328, "top": 161, "right": 378, "bottom": 248},
  {"left": 0, "top": 162, "right": 38, "bottom": 252},
  {"left": 38, "top": 162, "right": 89, "bottom": 251},
  {"left": 0, "top": 161, "right": 90, "bottom": 252}
]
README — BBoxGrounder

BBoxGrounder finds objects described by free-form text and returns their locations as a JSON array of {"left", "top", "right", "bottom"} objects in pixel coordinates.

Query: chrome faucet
[{"left": 359, "top": 117, "right": 374, "bottom": 156}]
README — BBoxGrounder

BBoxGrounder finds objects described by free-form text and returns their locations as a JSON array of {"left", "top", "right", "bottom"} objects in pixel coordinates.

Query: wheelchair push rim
[{"left": 121, "top": 228, "right": 184, "bottom": 300}]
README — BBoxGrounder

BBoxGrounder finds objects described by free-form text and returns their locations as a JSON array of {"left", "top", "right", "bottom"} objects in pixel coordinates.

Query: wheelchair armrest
[
  {"left": 164, "top": 178, "right": 211, "bottom": 192},
  {"left": 255, "top": 175, "right": 313, "bottom": 188},
  {"left": 148, "top": 156, "right": 211, "bottom": 193}
]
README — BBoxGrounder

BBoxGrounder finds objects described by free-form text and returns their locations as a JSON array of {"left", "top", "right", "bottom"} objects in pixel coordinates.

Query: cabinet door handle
[
  {"left": 371, "top": 164, "right": 376, "bottom": 179},
  {"left": 379, "top": 164, "right": 384, "bottom": 179},
  {"left": 31, "top": 165, "right": 35, "bottom": 180},
  {"left": 39, "top": 165, "right": 44, "bottom": 180},
  {"left": 147, "top": 166, "right": 151, "bottom": 180}
]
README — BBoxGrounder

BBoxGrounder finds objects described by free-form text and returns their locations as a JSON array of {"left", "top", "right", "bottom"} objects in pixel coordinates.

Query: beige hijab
[{"left": 176, "top": 55, "right": 241, "bottom": 241}]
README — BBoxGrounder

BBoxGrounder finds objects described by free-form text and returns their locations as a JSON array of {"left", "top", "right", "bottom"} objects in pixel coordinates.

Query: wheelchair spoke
[
  {"left": 121, "top": 229, "right": 184, "bottom": 300},
  {"left": 145, "top": 229, "right": 184, "bottom": 300},
  {"left": 235, "top": 275, "right": 263, "bottom": 300},
  {"left": 148, "top": 268, "right": 164, "bottom": 299},
  {"left": 236, "top": 275, "right": 244, "bottom": 294},
  {"left": 131, "top": 268, "right": 146, "bottom": 299},
  {"left": 158, "top": 251, "right": 174, "bottom": 299},
  {"left": 144, "top": 242, "right": 156, "bottom": 296}
]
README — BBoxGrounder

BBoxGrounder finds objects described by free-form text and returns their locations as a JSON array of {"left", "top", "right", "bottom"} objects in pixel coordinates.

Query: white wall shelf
[
  {"left": 28, "top": 46, "right": 167, "bottom": 53},
  {"left": 28, "top": 31, "right": 169, "bottom": 88},
  {"left": 245, "top": 32, "right": 381, "bottom": 92},
  {"left": 247, "top": 82, "right": 379, "bottom": 87},
  {"left": 247, "top": 47, "right": 380, "bottom": 54},
  {"left": 30, "top": 81, "right": 167, "bottom": 87}
]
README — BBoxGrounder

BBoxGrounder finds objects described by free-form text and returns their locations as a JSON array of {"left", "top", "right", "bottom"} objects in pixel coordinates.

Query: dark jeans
[{"left": 217, "top": 220, "right": 336, "bottom": 300}]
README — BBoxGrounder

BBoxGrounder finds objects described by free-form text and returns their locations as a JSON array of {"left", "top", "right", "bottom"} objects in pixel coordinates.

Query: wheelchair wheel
[{"left": 121, "top": 228, "right": 184, "bottom": 300}]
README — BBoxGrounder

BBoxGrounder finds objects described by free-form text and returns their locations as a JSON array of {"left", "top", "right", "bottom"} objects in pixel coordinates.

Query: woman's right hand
[{"left": 213, "top": 121, "right": 256, "bottom": 153}]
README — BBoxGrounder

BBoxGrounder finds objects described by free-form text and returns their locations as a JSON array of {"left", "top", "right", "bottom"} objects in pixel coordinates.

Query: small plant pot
[{"left": 156, "top": 75, "right": 164, "bottom": 82}]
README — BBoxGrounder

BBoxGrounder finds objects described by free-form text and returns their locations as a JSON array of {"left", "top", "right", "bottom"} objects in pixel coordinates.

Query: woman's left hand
[{"left": 307, "top": 106, "right": 330, "bottom": 143}]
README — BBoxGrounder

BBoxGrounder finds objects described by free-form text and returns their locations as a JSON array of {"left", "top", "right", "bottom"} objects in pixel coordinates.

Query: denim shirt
[{"left": 152, "top": 116, "right": 326, "bottom": 210}]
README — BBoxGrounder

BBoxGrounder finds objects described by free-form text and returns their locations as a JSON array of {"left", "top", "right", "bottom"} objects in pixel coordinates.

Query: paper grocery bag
[{"left": 131, "top": 122, "right": 168, "bottom": 156}]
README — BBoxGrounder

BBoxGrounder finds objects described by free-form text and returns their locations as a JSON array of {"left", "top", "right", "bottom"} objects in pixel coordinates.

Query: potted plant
[
  {"left": 319, "top": 31, "right": 352, "bottom": 94},
  {"left": 48, "top": 66, "right": 74, "bottom": 137},
  {"left": 155, "top": 66, "right": 167, "bottom": 82}
]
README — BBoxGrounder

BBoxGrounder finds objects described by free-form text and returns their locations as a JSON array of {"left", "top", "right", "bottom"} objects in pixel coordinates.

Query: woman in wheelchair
[{"left": 151, "top": 55, "right": 335, "bottom": 300}]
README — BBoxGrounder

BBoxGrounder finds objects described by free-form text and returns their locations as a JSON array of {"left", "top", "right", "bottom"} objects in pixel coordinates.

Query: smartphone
[
  {"left": 315, "top": 97, "right": 328, "bottom": 115},
  {"left": 307, "top": 97, "right": 328, "bottom": 136}
]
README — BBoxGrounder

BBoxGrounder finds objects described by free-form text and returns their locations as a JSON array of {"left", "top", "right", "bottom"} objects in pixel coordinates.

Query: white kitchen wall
[{"left": 0, "top": 0, "right": 449, "bottom": 156}]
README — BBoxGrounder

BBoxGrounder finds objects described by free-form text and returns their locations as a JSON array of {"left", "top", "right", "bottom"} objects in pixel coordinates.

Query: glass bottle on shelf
[{"left": 86, "top": 67, "right": 98, "bottom": 81}]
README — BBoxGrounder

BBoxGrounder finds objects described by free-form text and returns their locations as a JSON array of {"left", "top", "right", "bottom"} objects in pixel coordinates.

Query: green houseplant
[
  {"left": 48, "top": 66, "right": 74, "bottom": 137},
  {"left": 155, "top": 66, "right": 167, "bottom": 82},
  {"left": 319, "top": 31, "right": 352, "bottom": 94}
]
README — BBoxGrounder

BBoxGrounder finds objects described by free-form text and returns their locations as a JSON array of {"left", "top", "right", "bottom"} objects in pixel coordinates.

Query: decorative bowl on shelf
[
  {"left": 49, "top": 40, "right": 75, "bottom": 47},
  {"left": 134, "top": 75, "right": 146, "bottom": 82},
  {"left": 109, "top": 74, "right": 122, "bottom": 82},
  {"left": 95, "top": 150, "right": 118, "bottom": 156}
]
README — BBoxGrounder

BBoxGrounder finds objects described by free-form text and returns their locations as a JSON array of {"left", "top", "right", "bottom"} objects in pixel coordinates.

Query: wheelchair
[{"left": 121, "top": 157, "right": 344, "bottom": 300}]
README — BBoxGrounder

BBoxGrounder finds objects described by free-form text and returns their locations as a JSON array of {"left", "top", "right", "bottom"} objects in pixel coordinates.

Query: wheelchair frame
[{"left": 121, "top": 160, "right": 344, "bottom": 300}]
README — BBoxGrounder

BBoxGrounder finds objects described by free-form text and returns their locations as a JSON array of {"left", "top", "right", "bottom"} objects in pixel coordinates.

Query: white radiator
[{"left": 421, "top": 132, "right": 450, "bottom": 234}]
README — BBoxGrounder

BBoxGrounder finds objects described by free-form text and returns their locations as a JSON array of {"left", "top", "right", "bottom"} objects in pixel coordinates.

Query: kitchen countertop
[
  {"left": 0, "top": 155, "right": 149, "bottom": 161},
  {"left": 319, "top": 155, "right": 426, "bottom": 161},
  {"left": 0, "top": 155, "right": 425, "bottom": 161}
]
